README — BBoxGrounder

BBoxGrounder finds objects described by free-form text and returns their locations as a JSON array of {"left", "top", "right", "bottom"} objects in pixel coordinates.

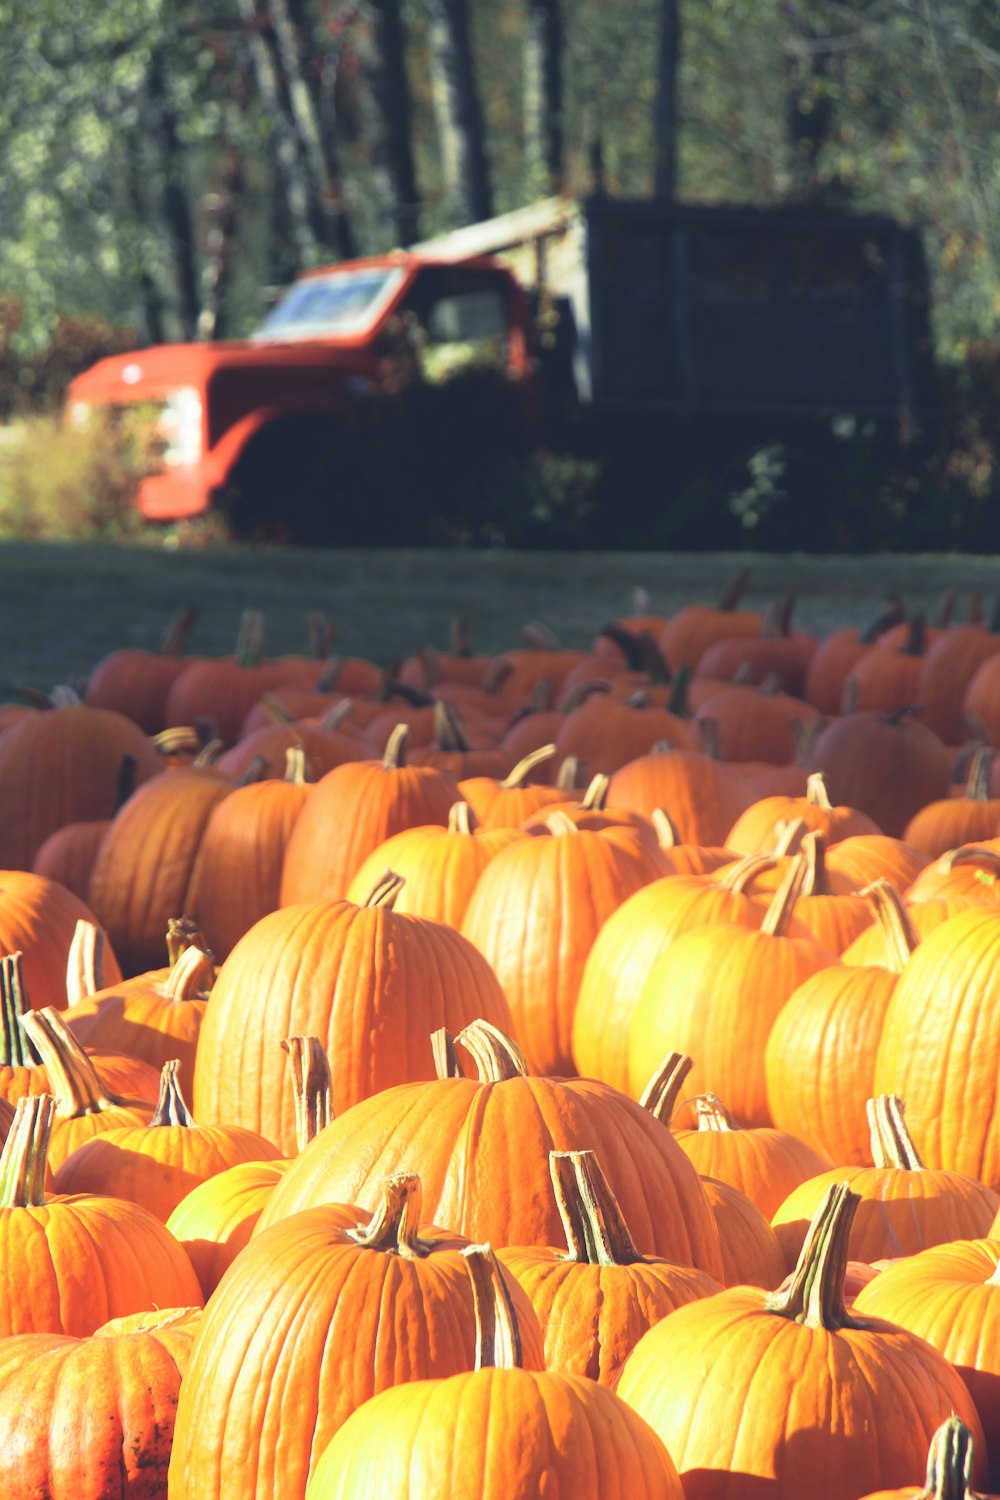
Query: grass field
[{"left": 6, "top": 541, "right": 1000, "bottom": 697}]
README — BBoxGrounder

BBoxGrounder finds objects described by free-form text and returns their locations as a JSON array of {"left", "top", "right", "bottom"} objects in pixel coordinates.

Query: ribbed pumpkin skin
[
  {"left": 65, "top": 980, "right": 208, "bottom": 1102},
  {"left": 626, "top": 923, "right": 836, "bottom": 1123},
  {"left": 616, "top": 1289, "right": 986, "bottom": 1500},
  {"left": 192, "top": 900, "right": 514, "bottom": 1151},
  {"left": 32, "top": 819, "right": 110, "bottom": 903},
  {"left": 765, "top": 963, "right": 901, "bottom": 1166},
  {"left": 0, "top": 706, "right": 162, "bottom": 872},
  {"left": 346, "top": 822, "right": 523, "bottom": 928},
  {"left": 673, "top": 1117, "right": 834, "bottom": 1221},
  {"left": 700, "top": 1176, "right": 787, "bottom": 1289},
  {"left": 0, "top": 1309, "right": 200, "bottom": 1500},
  {"left": 0, "top": 870, "right": 122, "bottom": 1007},
  {"left": 874, "top": 909, "right": 1000, "bottom": 1185},
  {"left": 853, "top": 1239, "right": 1000, "bottom": 1485},
  {"left": 571, "top": 874, "right": 767, "bottom": 1093},
  {"left": 303, "top": 1369, "right": 686, "bottom": 1500},
  {"left": 606, "top": 749, "right": 748, "bottom": 845},
  {"left": 88, "top": 770, "right": 234, "bottom": 976},
  {"left": 165, "top": 1159, "right": 292, "bottom": 1299},
  {"left": 771, "top": 1165, "right": 999, "bottom": 1269},
  {"left": 0, "top": 1193, "right": 202, "bottom": 1337},
  {"left": 497, "top": 1245, "right": 721, "bottom": 1386},
  {"left": 186, "top": 775, "right": 313, "bottom": 959},
  {"left": 279, "top": 758, "right": 460, "bottom": 905},
  {"left": 461, "top": 826, "right": 669, "bottom": 1075},
  {"left": 53, "top": 1117, "right": 281, "bottom": 1221},
  {"left": 255, "top": 1075, "right": 724, "bottom": 1278},
  {"left": 167, "top": 1206, "right": 544, "bottom": 1500}
]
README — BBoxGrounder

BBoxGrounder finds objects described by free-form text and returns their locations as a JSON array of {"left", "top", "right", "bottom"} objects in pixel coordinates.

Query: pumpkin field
[{"left": 4, "top": 539, "right": 1000, "bottom": 1497}]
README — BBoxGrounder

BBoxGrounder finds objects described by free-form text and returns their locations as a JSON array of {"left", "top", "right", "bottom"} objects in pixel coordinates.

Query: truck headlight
[{"left": 158, "top": 387, "right": 203, "bottom": 466}]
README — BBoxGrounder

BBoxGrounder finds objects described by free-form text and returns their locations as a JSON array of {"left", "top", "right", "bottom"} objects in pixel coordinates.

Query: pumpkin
[
  {"left": 672, "top": 1093, "right": 834, "bottom": 1220},
  {"left": 854, "top": 1243, "right": 1000, "bottom": 1487},
  {"left": 0, "top": 1305, "right": 201, "bottom": 1499},
  {"left": 167, "top": 1177, "right": 544, "bottom": 1500},
  {"left": 725, "top": 771, "right": 881, "bottom": 855},
  {"left": 856, "top": 1419, "right": 991, "bottom": 1500},
  {"left": 698, "top": 1175, "right": 788, "bottom": 1289},
  {"left": 771, "top": 1095, "right": 999, "bottom": 1268},
  {"left": 606, "top": 745, "right": 748, "bottom": 846},
  {"left": 461, "top": 813, "right": 669, "bottom": 1075},
  {"left": 0, "top": 1094, "right": 202, "bottom": 1336},
  {"left": 53, "top": 1059, "right": 281, "bottom": 1220},
  {"left": 457, "top": 744, "right": 566, "bottom": 828},
  {"left": 302, "top": 1243, "right": 684, "bottom": 1500},
  {"left": 167, "top": 1034, "right": 329, "bottom": 1298},
  {"left": 255, "top": 1019, "right": 724, "bottom": 1278},
  {"left": 279, "top": 724, "right": 461, "bottom": 905},
  {"left": 83, "top": 604, "right": 199, "bottom": 732},
  {"left": 615, "top": 1182, "right": 987, "bottom": 1500},
  {"left": 0, "top": 870, "right": 122, "bottom": 1007},
  {"left": 805, "top": 708, "right": 950, "bottom": 838},
  {"left": 498, "top": 1149, "right": 722, "bottom": 1385},
  {"left": 192, "top": 873, "right": 514, "bottom": 1150},
  {"left": 873, "top": 906, "right": 1000, "bottom": 1185}
]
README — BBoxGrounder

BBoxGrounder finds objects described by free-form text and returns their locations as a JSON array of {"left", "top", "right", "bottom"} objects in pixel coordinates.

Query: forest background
[{"left": 3, "top": 0, "right": 1000, "bottom": 549}]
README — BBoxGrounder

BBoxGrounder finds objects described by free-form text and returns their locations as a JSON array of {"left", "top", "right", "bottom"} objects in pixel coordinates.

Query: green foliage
[{"left": 0, "top": 414, "right": 152, "bottom": 542}]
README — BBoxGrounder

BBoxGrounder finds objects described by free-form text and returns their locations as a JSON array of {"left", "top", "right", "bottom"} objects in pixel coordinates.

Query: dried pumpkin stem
[
  {"left": 362, "top": 870, "right": 406, "bottom": 910},
  {"left": 65, "top": 921, "right": 109, "bottom": 1007},
  {"left": 448, "top": 801, "right": 476, "bottom": 835},
  {"left": 806, "top": 772, "right": 834, "bottom": 810},
  {"left": 160, "top": 945, "right": 215, "bottom": 1001},
  {"left": 454, "top": 1020, "right": 529, "bottom": 1082},
  {"left": 550, "top": 1150, "right": 644, "bottom": 1266},
  {"left": 766, "top": 1180, "right": 861, "bottom": 1331},
  {"left": 0, "top": 1094, "right": 54, "bottom": 1207},
  {"left": 0, "top": 953, "right": 39, "bottom": 1067},
  {"left": 166, "top": 916, "right": 207, "bottom": 968},
  {"left": 651, "top": 808, "right": 678, "bottom": 849},
  {"left": 760, "top": 851, "right": 810, "bottom": 937},
  {"left": 382, "top": 723, "right": 410, "bottom": 770},
  {"left": 282, "top": 1035, "right": 332, "bottom": 1150},
  {"left": 918, "top": 1419, "right": 978, "bottom": 1500},
  {"left": 502, "top": 744, "right": 557, "bottom": 787},
  {"left": 639, "top": 1051, "right": 693, "bottom": 1123},
  {"left": 858, "top": 881, "right": 919, "bottom": 973},
  {"left": 463, "top": 1244, "right": 524, "bottom": 1370},
  {"left": 580, "top": 774, "right": 610, "bottom": 811},
  {"left": 694, "top": 1094, "right": 739, "bottom": 1132},
  {"left": 867, "top": 1094, "right": 924, "bottom": 1170},
  {"left": 149, "top": 1060, "right": 196, "bottom": 1127},
  {"left": 430, "top": 1028, "right": 465, "bottom": 1080},
  {"left": 21, "top": 1008, "right": 119, "bottom": 1118},
  {"left": 348, "top": 1172, "right": 433, "bottom": 1258}
]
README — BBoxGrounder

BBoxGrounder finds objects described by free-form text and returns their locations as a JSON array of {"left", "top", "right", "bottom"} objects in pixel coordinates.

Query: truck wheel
[{"left": 223, "top": 416, "right": 361, "bottom": 546}]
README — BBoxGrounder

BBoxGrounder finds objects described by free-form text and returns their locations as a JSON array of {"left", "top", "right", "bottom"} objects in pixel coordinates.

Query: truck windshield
[{"left": 252, "top": 267, "right": 404, "bottom": 340}]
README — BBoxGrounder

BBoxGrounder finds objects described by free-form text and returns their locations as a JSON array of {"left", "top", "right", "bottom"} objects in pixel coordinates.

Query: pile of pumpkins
[{"left": 1, "top": 581, "right": 1000, "bottom": 1496}]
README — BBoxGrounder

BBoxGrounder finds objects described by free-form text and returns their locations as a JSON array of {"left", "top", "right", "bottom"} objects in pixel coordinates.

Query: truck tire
[{"left": 223, "top": 415, "right": 362, "bottom": 546}]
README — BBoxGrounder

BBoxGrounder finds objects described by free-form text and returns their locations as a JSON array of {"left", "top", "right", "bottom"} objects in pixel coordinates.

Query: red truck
[
  {"left": 66, "top": 246, "right": 538, "bottom": 542},
  {"left": 66, "top": 195, "right": 932, "bottom": 544}
]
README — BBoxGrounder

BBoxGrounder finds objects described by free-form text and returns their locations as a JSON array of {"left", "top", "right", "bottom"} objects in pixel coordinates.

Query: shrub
[{"left": 0, "top": 414, "right": 150, "bottom": 543}]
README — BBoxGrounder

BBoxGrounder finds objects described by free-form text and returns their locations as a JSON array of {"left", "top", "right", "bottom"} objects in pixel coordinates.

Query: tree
[
  {"left": 427, "top": 0, "right": 494, "bottom": 224},
  {"left": 523, "top": 0, "right": 564, "bottom": 198}
]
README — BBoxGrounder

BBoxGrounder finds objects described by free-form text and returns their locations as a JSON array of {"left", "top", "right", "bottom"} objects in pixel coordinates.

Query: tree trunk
[
  {"left": 523, "top": 0, "right": 563, "bottom": 199},
  {"left": 145, "top": 52, "right": 201, "bottom": 339},
  {"left": 197, "top": 131, "right": 246, "bottom": 341},
  {"left": 362, "top": 0, "right": 422, "bottom": 246},
  {"left": 780, "top": 1, "right": 846, "bottom": 203},
  {"left": 653, "top": 0, "right": 681, "bottom": 201},
  {"left": 427, "top": 0, "right": 493, "bottom": 225}
]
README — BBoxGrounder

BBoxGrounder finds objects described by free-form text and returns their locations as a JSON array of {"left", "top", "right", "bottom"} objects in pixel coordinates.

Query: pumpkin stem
[
  {"left": 556, "top": 755, "right": 583, "bottom": 790},
  {"left": 348, "top": 1172, "right": 434, "bottom": 1258},
  {"left": 20, "top": 1008, "right": 121, "bottom": 1118},
  {"left": 152, "top": 726, "right": 201, "bottom": 760},
  {"left": 65, "top": 921, "right": 109, "bottom": 1006},
  {"left": 502, "top": 744, "right": 557, "bottom": 788},
  {"left": 765, "top": 1180, "right": 862, "bottom": 1330},
  {"left": 858, "top": 881, "right": 919, "bottom": 973},
  {"left": 918, "top": 1419, "right": 979, "bottom": 1500},
  {"left": 160, "top": 944, "right": 215, "bottom": 1001},
  {"left": 694, "top": 1094, "right": 739, "bottom": 1131},
  {"left": 360, "top": 870, "right": 406, "bottom": 910},
  {"left": 697, "top": 717, "right": 722, "bottom": 761},
  {"left": 867, "top": 1094, "right": 925, "bottom": 1170},
  {"left": 433, "top": 700, "right": 472, "bottom": 752},
  {"left": 284, "top": 746, "right": 308, "bottom": 785},
  {"left": 798, "top": 831, "right": 832, "bottom": 896},
  {"left": 772, "top": 818, "right": 808, "bottom": 857},
  {"left": 639, "top": 1051, "right": 693, "bottom": 1124},
  {"left": 544, "top": 809, "right": 580, "bottom": 837},
  {"left": 651, "top": 807, "right": 678, "bottom": 849},
  {"left": 166, "top": 917, "right": 207, "bottom": 969},
  {"left": 431, "top": 1027, "right": 465, "bottom": 1079},
  {"left": 382, "top": 723, "right": 410, "bottom": 770},
  {"left": 149, "top": 1060, "right": 196, "bottom": 1127},
  {"left": 318, "top": 699, "right": 354, "bottom": 733},
  {"left": 454, "top": 1020, "right": 529, "bottom": 1082},
  {"left": 235, "top": 608, "right": 265, "bottom": 668},
  {"left": 805, "top": 772, "right": 834, "bottom": 810},
  {"left": 448, "top": 802, "right": 477, "bottom": 835},
  {"left": 0, "top": 1094, "right": 54, "bottom": 1208},
  {"left": 259, "top": 692, "right": 295, "bottom": 725},
  {"left": 721, "top": 853, "right": 782, "bottom": 894},
  {"left": 760, "top": 851, "right": 810, "bottom": 937},
  {"left": 964, "top": 746, "right": 994, "bottom": 802},
  {"left": 159, "top": 604, "right": 199, "bottom": 657},
  {"left": 463, "top": 1243, "right": 524, "bottom": 1370},
  {"left": 282, "top": 1035, "right": 332, "bottom": 1150},
  {"left": 0, "top": 954, "right": 39, "bottom": 1067},
  {"left": 482, "top": 660, "right": 514, "bottom": 697},
  {"left": 550, "top": 1150, "right": 645, "bottom": 1266},
  {"left": 580, "top": 774, "right": 610, "bottom": 811}
]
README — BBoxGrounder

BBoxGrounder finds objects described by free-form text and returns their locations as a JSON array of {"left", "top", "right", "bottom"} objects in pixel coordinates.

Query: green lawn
[{"left": 5, "top": 542, "right": 999, "bottom": 697}]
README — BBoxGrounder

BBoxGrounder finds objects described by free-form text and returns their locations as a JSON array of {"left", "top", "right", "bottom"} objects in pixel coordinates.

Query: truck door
[{"left": 389, "top": 266, "right": 513, "bottom": 383}]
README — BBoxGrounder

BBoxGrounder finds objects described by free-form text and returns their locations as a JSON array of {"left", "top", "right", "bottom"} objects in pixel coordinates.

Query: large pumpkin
[{"left": 193, "top": 874, "right": 514, "bottom": 1150}]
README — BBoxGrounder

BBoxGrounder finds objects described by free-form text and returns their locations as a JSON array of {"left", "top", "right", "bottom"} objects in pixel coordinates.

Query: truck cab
[{"left": 65, "top": 253, "right": 535, "bottom": 538}]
